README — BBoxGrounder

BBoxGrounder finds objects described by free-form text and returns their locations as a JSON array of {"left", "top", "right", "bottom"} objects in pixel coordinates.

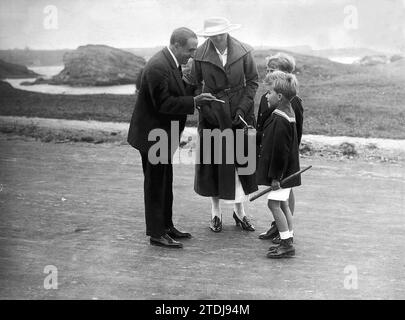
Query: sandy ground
[
  {"left": 0, "top": 135, "right": 404, "bottom": 299},
  {"left": 3, "top": 79, "right": 136, "bottom": 95}
]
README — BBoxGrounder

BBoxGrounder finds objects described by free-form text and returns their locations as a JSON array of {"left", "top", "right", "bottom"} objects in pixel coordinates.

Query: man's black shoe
[
  {"left": 150, "top": 234, "right": 183, "bottom": 248},
  {"left": 258, "top": 221, "right": 278, "bottom": 240},
  {"left": 210, "top": 215, "right": 222, "bottom": 232},
  {"left": 166, "top": 226, "right": 192, "bottom": 239}
]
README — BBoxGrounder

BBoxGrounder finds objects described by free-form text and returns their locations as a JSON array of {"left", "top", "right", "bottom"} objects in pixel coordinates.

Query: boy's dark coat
[{"left": 256, "top": 110, "right": 301, "bottom": 188}]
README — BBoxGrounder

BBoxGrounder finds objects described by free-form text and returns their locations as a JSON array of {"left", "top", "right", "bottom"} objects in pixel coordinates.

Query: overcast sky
[{"left": 0, "top": 0, "right": 404, "bottom": 52}]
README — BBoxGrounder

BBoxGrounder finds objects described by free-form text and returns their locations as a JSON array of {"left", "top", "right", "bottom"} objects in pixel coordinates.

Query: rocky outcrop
[
  {"left": 0, "top": 59, "right": 39, "bottom": 79},
  {"left": 23, "top": 45, "right": 146, "bottom": 87},
  {"left": 357, "top": 55, "right": 390, "bottom": 65},
  {"left": 390, "top": 54, "right": 404, "bottom": 63}
]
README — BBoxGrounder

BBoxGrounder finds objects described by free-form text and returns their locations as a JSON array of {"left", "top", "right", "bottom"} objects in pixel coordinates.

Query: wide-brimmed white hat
[{"left": 196, "top": 17, "right": 241, "bottom": 37}]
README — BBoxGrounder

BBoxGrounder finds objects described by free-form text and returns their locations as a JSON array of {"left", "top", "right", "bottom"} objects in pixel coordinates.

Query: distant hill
[
  {"left": 252, "top": 46, "right": 390, "bottom": 60},
  {"left": 0, "top": 45, "right": 363, "bottom": 83},
  {"left": 252, "top": 49, "right": 359, "bottom": 80},
  {"left": 1, "top": 46, "right": 396, "bottom": 67},
  {"left": 0, "top": 59, "right": 39, "bottom": 79},
  {"left": 357, "top": 55, "right": 390, "bottom": 66},
  {"left": 0, "top": 47, "right": 162, "bottom": 66},
  {"left": 122, "top": 47, "right": 164, "bottom": 61},
  {"left": 356, "top": 54, "right": 404, "bottom": 66},
  {"left": 0, "top": 49, "right": 71, "bottom": 66},
  {"left": 2, "top": 45, "right": 401, "bottom": 85},
  {"left": 254, "top": 45, "right": 314, "bottom": 55},
  {"left": 310, "top": 47, "right": 387, "bottom": 58}
]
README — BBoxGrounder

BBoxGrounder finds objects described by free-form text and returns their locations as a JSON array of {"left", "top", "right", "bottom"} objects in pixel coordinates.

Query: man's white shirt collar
[{"left": 167, "top": 46, "right": 179, "bottom": 68}]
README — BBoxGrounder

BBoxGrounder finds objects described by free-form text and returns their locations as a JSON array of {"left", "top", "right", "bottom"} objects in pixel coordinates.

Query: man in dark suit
[{"left": 127, "top": 27, "right": 216, "bottom": 248}]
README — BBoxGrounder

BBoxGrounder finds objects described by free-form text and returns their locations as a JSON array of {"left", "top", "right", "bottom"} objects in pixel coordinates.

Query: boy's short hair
[
  {"left": 266, "top": 52, "right": 296, "bottom": 73},
  {"left": 264, "top": 70, "right": 298, "bottom": 100}
]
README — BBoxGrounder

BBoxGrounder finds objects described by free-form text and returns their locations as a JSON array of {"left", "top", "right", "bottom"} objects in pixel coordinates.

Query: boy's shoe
[
  {"left": 258, "top": 221, "right": 278, "bottom": 239},
  {"left": 271, "top": 234, "right": 293, "bottom": 244},
  {"left": 268, "top": 237, "right": 293, "bottom": 252},
  {"left": 266, "top": 238, "right": 295, "bottom": 258},
  {"left": 271, "top": 234, "right": 281, "bottom": 244}
]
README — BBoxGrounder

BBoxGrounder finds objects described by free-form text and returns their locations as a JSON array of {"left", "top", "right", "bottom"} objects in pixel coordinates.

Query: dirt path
[
  {"left": 0, "top": 136, "right": 404, "bottom": 299},
  {"left": 2, "top": 115, "right": 405, "bottom": 152}
]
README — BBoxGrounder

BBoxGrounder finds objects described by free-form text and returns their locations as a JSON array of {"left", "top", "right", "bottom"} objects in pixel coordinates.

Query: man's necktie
[{"left": 178, "top": 65, "right": 183, "bottom": 78}]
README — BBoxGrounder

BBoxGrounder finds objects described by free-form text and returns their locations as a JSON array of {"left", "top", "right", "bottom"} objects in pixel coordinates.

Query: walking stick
[{"left": 249, "top": 165, "right": 312, "bottom": 202}]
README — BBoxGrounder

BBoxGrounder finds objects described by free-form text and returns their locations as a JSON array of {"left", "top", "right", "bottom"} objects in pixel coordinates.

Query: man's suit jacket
[{"left": 127, "top": 47, "right": 195, "bottom": 154}]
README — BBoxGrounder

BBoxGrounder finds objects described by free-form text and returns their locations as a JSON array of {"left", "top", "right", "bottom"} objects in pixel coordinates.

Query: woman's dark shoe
[
  {"left": 233, "top": 212, "right": 255, "bottom": 231},
  {"left": 266, "top": 238, "right": 295, "bottom": 258},
  {"left": 210, "top": 215, "right": 222, "bottom": 232},
  {"left": 258, "top": 221, "right": 278, "bottom": 239}
]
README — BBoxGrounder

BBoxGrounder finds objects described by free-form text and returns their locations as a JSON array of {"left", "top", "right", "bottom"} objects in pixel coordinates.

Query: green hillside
[
  {"left": 0, "top": 81, "right": 134, "bottom": 123},
  {"left": 253, "top": 49, "right": 405, "bottom": 138}
]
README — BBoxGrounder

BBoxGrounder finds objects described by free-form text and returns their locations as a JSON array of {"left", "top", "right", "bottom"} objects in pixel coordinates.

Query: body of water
[
  {"left": 5, "top": 58, "right": 359, "bottom": 95},
  {"left": 4, "top": 65, "right": 136, "bottom": 95},
  {"left": 328, "top": 56, "right": 360, "bottom": 64}
]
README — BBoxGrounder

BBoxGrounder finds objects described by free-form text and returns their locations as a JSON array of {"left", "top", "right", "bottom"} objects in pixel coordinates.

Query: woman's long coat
[{"left": 190, "top": 35, "right": 259, "bottom": 200}]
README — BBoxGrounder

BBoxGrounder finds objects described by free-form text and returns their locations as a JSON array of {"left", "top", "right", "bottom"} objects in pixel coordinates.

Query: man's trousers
[{"left": 140, "top": 151, "right": 174, "bottom": 237}]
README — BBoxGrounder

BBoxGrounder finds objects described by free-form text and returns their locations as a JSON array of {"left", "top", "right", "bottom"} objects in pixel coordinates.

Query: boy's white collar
[{"left": 273, "top": 109, "right": 296, "bottom": 123}]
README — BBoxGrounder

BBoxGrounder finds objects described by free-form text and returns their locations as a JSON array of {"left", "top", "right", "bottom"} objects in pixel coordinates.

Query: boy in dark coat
[
  {"left": 256, "top": 71, "right": 301, "bottom": 258},
  {"left": 256, "top": 53, "right": 304, "bottom": 242}
]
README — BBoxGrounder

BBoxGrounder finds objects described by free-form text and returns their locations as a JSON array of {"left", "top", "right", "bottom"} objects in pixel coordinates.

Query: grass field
[{"left": 1, "top": 51, "right": 404, "bottom": 139}]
